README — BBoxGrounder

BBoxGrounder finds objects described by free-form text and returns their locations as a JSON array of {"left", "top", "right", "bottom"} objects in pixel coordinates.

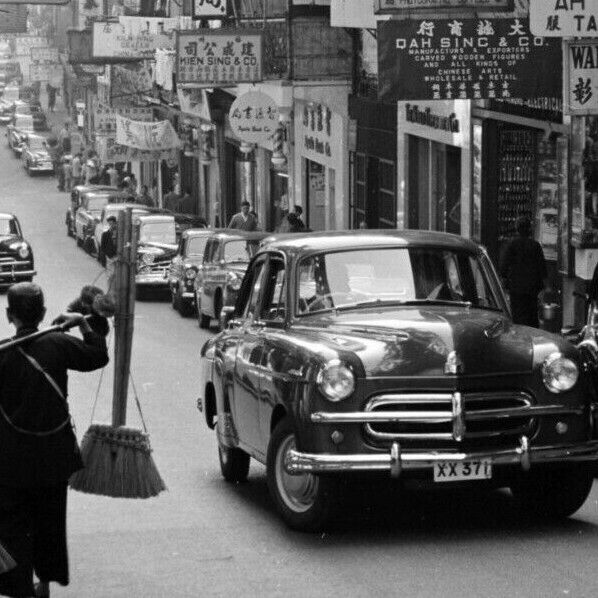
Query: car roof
[
  {"left": 0, "top": 212, "right": 15, "bottom": 220},
  {"left": 136, "top": 214, "right": 175, "bottom": 222},
  {"left": 74, "top": 185, "right": 118, "bottom": 193},
  {"left": 260, "top": 230, "right": 482, "bottom": 254},
  {"left": 182, "top": 228, "right": 225, "bottom": 239},
  {"left": 104, "top": 203, "right": 149, "bottom": 211},
  {"left": 208, "top": 231, "right": 270, "bottom": 242}
]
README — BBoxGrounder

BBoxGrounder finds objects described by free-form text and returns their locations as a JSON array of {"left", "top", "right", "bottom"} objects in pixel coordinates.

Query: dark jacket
[
  {"left": 500, "top": 236, "right": 547, "bottom": 295},
  {"left": 101, "top": 227, "right": 117, "bottom": 259},
  {"left": 0, "top": 328, "right": 108, "bottom": 487}
]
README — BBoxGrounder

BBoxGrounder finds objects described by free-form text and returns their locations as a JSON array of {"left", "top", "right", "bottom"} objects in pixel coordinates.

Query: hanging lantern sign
[{"left": 229, "top": 91, "right": 279, "bottom": 146}]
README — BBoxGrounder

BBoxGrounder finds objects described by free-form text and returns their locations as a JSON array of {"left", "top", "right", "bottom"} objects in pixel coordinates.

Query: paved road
[{"left": 1, "top": 123, "right": 598, "bottom": 598}]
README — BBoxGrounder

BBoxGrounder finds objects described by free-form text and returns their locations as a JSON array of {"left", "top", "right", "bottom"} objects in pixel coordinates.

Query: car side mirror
[{"left": 220, "top": 305, "right": 236, "bottom": 329}]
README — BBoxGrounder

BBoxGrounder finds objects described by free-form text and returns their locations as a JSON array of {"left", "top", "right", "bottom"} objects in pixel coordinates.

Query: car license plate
[{"left": 433, "top": 460, "right": 492, "bottom": 482}]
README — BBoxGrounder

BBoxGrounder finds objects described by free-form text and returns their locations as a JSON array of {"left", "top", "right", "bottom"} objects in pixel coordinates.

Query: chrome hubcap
[{"left": 276, "top": 434, "right": 319, "bottom": 513}]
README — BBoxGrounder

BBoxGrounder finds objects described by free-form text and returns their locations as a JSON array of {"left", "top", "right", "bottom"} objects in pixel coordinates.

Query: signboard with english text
[
  {"left": 530, "top": 0, "right": 598, "bottom": 37},
  {"left": 564, "top": 40, "right": 598, "bottom": 115},
  {"left": 229, "top": 91, "right": 279, "bottom": 145}
]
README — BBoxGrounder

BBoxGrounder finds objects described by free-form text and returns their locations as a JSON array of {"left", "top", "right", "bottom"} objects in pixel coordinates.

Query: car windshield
[
  {"left": 139, "top": 221, "right": 176, "bottom": 244},
  {"left": 223, "top": 240, "right": 260, "bottom": 263},
  {"left": 187, "top": 236, "right": 208, "bottom": 257},
  {"left": 296, "top": 247, "right": 503, "bottom": 315},
  {"left": 0, "top": 217, "right": 18, "bottom": 235},
  {"left": 28, "top": 137, "right": 45, "bottom": 151},
  {"left": 85, "top": 195, "right": 111, "bottom": 212}
]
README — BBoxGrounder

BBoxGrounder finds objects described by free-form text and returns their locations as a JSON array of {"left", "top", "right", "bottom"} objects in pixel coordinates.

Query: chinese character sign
[
  {"left": 30, "top": 47, "right": 58, "bottom": 64},
  {"left": 377, "top": 0, "right": 512, "bottom": 10},
  {"left": 229, "top": 91, "right": 279, "bottom": 145},
  {"left": 564, "top": 40, "right": 598, "bottom": 115},
  {"left": 116, "top": 115, "right": 181, "bottom": 150},
  {"left": 94, "top": 101, "right": 153, "bottom": 135},
  {"left": 377, "top": 18, "right": 562, "bottom": 102},
  {"left": 194, "top": 0, "right": 227, "bottom": 17},
  {"left": 96, "top": 136, "right": 179, "bottom": 163},
  {"left": 176, "top": 30, "right": 263, "bottom": 86},
  {"left": 530, "top": 0, "right": 598, "bottom": 37}
]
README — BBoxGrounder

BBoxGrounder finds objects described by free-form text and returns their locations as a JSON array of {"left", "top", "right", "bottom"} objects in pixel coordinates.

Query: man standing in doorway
[
  {"left": 100, "top": 216, "right": 118, "bottom": 292},
  {"left": 228, "top": 201, "right": 258, "bottom": 231},
  {"left": 500, "top": 215, "right": 547, "bottom": 328}
]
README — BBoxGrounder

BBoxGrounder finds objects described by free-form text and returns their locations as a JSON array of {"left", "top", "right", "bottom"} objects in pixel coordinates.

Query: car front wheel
[
  {"left": 267, "top": 416, "right": 337, "bottom": 532},
  {"left": 510, "top": 464, "right": 594, "bottom": 520}
]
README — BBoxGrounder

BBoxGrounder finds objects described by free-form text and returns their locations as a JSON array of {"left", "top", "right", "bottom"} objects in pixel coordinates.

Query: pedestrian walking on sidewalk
[
  {"left": 0, "top": 282, "right": 109, "bottom": 598},
  {"left": 500, "top": 215, "right": 547, "bottom": 328},
  {"left": 101, "top": 216, "right": 118, "bottom": 292}
]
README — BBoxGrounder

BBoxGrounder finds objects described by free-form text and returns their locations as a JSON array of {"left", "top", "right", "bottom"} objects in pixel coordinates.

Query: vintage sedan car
[
  {"left": 135, "top": 214, "right": 178, "bottom": 290},
  {"left": 74, "top": 189, "right": 120, "bottom": 252},
  {"left": 197, "top": 230, "right": 598, "bottom": 531},
  {"left": 194, "top": 231, "right": 268, "bottom": 330},
  {"left": 66, "top": 185, "right": 118, "bottom": 238},
  {"left": 7, "top": 113, "right": 34, "bottom": 155},
  {"left": 21, "top": 133, "right": 53, "bottom": 175},
  {"left": 168, "top": 228, "right": 217, "bottom": 317},
  {"left": 0, "top": 212, "right": 36, "bottom": 286},
  {"left": 28, "top": 100, "right": 48, "bottom": 132}
]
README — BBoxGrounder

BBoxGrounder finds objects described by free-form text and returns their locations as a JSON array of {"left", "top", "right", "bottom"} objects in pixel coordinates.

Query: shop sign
[
  {"left": 29, "top": 63, "right": 62, "bottom": 83},
  {"left": 405, "top": 103, "right": 460, "bottom": 132},
  {"left": 78, "top": 0, "right": 103, "bottom": 30},
  {"left": 92, "top": 18, "right": 181, "bottom": 59},
  {"left": 296, "top": 100, "right": 343, "bottom": 169},
  {"left": 530, "top": 0, "right": 598, "bottom": 37},
  {"left": 229, "top": 91, "right": 278, "bottom": 145},
  {"left": 399, "top": 100, "right": 469, "bottom": 147},
  {"left": 564, "top": 40, "right": 598, "bottom": 115},
  {"left": 95, "top": 135, "right": 179, "bottom": 163},
  {"left": 176, "top": 30, "right": 263, "bottom": 86},
  {"left": 116, "top": 115, "right": 181, "bottom": 150},
  {"left": 377, "top": 18, "right": 562, "bottom": 102},
  {"left": 194, "top": 0, "right": 227, "bottom": 17},
  {"left": 376, "top": 0, "right": 512, "bottom": 10},
  {"left": 110, "top": 64, "right": 153, "bottom": 107},
  {"left": 30, "top": 47, "right": 58, "bottom": 64},
  {"left": 177, "top": 87, "right": 211, "bottom": 121},
  {"left": 14, "top": 36, "right": 46, "bottom": 54},
  {"left": 94, "top": 101, "right": 153, "bottom": 135}
]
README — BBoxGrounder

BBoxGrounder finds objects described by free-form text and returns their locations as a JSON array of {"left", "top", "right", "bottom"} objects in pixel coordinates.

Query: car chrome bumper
[
  {"left": 286, "top": 437, "right": 598, "bottom": 478},
  {"left": 135, "top": 274, "right": 169, "bottom": 286},
  {"left": 28, "top": 165, "right": 53, "bottom": 172},
  {"left": 0, "top": 268, "right": 36, "bottom": 284}
]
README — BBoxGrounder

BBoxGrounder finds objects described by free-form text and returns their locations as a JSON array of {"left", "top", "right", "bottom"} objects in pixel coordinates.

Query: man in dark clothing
[
  {"left": 0, "top": 283, "right": 109, "bottom": 598},
  {"left": 500, "top": 216, "right": 547, "bottom": 328},
  {"left": 100, "top": 216, "right": 118, "bottom": 291},
  {"left": 228, "top": 201, "right": 258, "bottom": 231},
  {"left": 177, "top": 188, "right": 194, "bottom": 214},
  {"left": 292, "top": 205, "right": 306, "bottom": 230}
]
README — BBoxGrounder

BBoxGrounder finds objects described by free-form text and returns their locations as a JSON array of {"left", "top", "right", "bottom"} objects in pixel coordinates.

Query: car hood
[
  {"left": 138, "top": 242, "right": 178, "bottom": 259},
  {"left": 28, "top": 150, "right": 50, "bottom": 160},
  {"left": 293, "top": 306, "right": 568, "bottom": 378}
]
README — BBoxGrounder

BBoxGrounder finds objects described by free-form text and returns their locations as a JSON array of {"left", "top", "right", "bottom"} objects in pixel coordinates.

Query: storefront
[
  {"left": 398, "top": 100, "right": 471, "bottom": 236},
  {"left": 294, "top": 85, "right": 350, "bottom": 231},
  {"left": 349, "top": 96, "right": 397, "bottom": 229}
]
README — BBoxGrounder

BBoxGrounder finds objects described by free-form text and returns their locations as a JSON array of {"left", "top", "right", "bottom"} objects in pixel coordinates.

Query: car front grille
[{"left": 364, "top": 392, "right": 535, "bottom": 443}]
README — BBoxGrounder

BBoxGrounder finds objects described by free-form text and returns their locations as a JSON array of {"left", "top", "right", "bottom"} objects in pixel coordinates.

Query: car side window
[
  {"left": 203, "top": 240, "right": 214, "bottom": 264},
  {"left": 260, "top": 258, "right": 286, "bottom": 322},
  {"left": 244, "top": 261, "right": 267, "bottom": 321}
]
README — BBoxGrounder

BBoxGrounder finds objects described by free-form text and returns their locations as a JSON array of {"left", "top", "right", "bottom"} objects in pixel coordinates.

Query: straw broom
[{"left": 70, "top": 208, "right": 166, "bottom": 499}]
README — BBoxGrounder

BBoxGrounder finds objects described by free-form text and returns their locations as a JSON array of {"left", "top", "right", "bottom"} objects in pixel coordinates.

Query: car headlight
[
  {"left": 9, "top": 242, "right": 29, "bottom": 259},
  {"left": 227, "top": 271, "right": 242, "bottom": 291},
  {"left": 141, "top": 253, "right": 155, "bottom": 265},
  {"left": 317, "top": 360, "right": 355, "bottom": 402},
  {"left": 542, "top": 352, "right": 579, "bottom": 393},
  {"left": 185, "top": 267, "right": 197, "bottom": 280}
]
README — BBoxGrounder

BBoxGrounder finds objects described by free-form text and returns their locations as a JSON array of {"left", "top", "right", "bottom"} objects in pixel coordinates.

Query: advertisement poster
[
  {"left": 378, "top": 18, "right": 562, "bottom": 102},
  {"left": 176, "top": 30, "right": 263, "bottom": 86},
  {"left": 116, "top": 115, "right": 181, "bottom": 150},
  {"left": 564, "top": 40, "right": 598, "bottom": 115},
  {"left": 94, "top": 101, "right": 153, "bottom": 135}
]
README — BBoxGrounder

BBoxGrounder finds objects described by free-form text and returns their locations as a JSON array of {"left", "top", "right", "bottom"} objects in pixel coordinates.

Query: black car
[
  {"left": 0, "top": 212, "right": 36, "bottom": 286},
  {"left": 198, "top": 230, "right": 598, "bottom": 531},
  {"left": 66, "top": 185, "right": 118, "bottom": 238}
]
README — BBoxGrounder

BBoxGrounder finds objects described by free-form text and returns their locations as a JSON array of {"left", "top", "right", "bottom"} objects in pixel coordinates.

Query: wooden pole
[{"left": 112, "top": 208, "right": 136, "bottom": 428}]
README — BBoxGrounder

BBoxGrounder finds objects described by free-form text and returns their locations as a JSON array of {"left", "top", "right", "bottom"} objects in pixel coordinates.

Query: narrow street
[{"left": 0, "top": 118, "right": 598, "bottom": 598}]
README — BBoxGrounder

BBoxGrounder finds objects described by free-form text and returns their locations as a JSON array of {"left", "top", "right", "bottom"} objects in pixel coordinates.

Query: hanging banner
[
  {"left": 110, "top": 63, "right": 153, "bottom": 107},
  {"left": 116, "top": 115, "right": 181, "bottom": 150},
  {"left": 92, "top": 18, "right": 181, "bottom": 59},
  {"left": 530, "top": 0, "right": 598, "bottom": 37},
  {"left": 30, "top": 47, "right": 59, "bottom": 64},
  {"left": 377, "top": 17, "right": 562, "bottom": 102},
  {"left": 564, "top": 40, "right": 598, "bottom": 115},
  {"left": 229, "top": 91, "right": 279, "bottom": 145},
  {"left": 176, "top": 30, "right": 263, "bottom": 86},
  {"left": 96, "top": 135, "right": 179, "bottom": 163},
  {"left": 194, "top": 0, "right": 227, "bottom": 17},
  {"left": 177, "top": 87, "right": 212, "bottom": 121},
  {"left": 94, "top": 101, "right": 153, "bottom": 135}
]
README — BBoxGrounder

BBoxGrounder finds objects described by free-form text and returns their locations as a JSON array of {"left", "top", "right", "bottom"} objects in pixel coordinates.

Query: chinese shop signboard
[
  {"left": 530, "top": 0, "right": 598, "bottom": 37},
  {"left": 92, "top": 18, "right": 181, "bottom": 59},
  {"left": 377, "top": 17, "right": 562, "bottom": 102},
  {"left": 176, "top": 30, "right": 263, "bottom": 86},
  {"left": 94, "top": 101, "right": 153, "bottom": 135},
  {"left": 376, "top": 0, "right": 512, "bottom": 10},
  {"left": 116, "top": 115, "right": 181, "bottom": 150},
  {"left": 29, "top": 63, "right": 62, "bottom": 83},
  {"left": 229, "top": 91, "right": 279, "bottom": 145},
  {"left": 30, "top": 46, "right": 58, "bottom": 63},
  {"left": 96, "top": 136, "right": 179, "bottom": 163},
  {"left": 564, "top": 40, "right": 598, "bottom": 115},
  {"left": 194, "top": 0, "right": 227, "bottom": 17}
]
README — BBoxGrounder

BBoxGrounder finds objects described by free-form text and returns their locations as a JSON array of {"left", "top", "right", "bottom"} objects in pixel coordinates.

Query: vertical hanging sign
[{"left": 564, "top": 40, "right": 598, "bottom": 115}]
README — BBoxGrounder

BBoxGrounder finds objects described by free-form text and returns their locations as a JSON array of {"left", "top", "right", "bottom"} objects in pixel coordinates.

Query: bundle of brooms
[{"left": 69, "top": 208, "right": 166, "bottom": 499}]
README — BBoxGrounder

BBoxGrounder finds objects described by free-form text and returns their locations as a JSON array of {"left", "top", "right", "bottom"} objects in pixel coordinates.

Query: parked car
[
  {"left": 168, "top": 228, "right": 216, "bottom": 317},
  {"left": 28, "top": 100, "right": 48, "bottom": 132},
  {"left": 0, "top": 86, "right": 19, "bottom": 124},
  {"left": 0, "top": 212, "right": 36, "bottom": 286},
  {"left": 7, "top": 113, "right": 34, "bottom": 155},
  {"left": 74, "top": 189, "right": 120, "bottom": 252},
  {"left": 21, "top": 133, "right": 53, "bottom": 175},
  {"left": 194, "top": 231, "right": 268, "bottom": 330},
  {"left": 197, "top": 230, "right": 598, "bottom": 531},
  {"left": 66, "top": 185, "right": 119, "bottom": 238},
  {"left": 94, "top": 202, "right": 153, "bottom": 264},
  {"left": 135, "top": 214, "right": 178, "bottom": 291}
]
